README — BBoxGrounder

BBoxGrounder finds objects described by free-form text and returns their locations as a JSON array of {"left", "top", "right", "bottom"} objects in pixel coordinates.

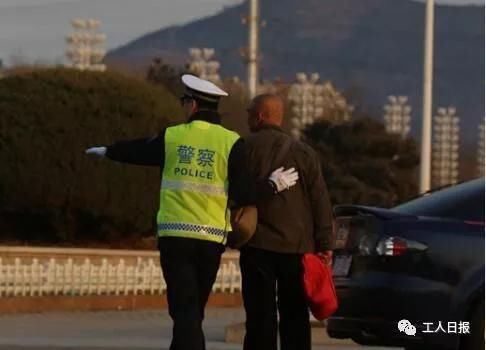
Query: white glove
[
  {"left": 85, "top": 146, "right": 107, "bottom": 157},
  {"left": 269, "top": 167, "right": 299, "bottom": 193}
]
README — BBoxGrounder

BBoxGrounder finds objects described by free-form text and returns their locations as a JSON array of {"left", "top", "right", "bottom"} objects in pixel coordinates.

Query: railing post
[
  {"left": 115, "top": 259, "right": 124, "bottom": 296},
  {"left": 32, "top": 258, "right": 39, "bottom": 296},
  {"left": 0, "top": 258, "right": 3, "bottom": 297},
  {"left": 14, "top": 257, "right": 21, "bottom": 297},
  {"left": 124, "top": 264, "right": 131, "bottom": 296},
  {"left": 149, "top": 259, "right": 156, "bottom": 295},
  {"left": 101, "top": 258, "right": 108, "bottom": 295},
  {"left": 49, "top": 258, "right": 57, "bottom": 296}
]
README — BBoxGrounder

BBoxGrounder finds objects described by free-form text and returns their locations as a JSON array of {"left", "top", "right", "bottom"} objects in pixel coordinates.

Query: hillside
[{"left": 108, "top": 0, "right": 485, "bottom": 145}]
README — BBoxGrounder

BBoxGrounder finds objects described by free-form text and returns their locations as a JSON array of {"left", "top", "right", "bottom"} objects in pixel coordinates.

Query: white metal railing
[{"left": 0, "top": 246, "right": 241, "bottom": 297}]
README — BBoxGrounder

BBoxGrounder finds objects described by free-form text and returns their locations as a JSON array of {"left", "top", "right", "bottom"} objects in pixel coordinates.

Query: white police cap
[{"left": 181, "top": 74, "right": 228, "bottom": 103}]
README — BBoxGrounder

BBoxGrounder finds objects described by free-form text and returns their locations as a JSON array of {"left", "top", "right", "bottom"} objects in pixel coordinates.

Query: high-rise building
[
  {"left": 288, "top": 73, "right": 352, "bottom": 139},
  {"left": 65, "top": 19, "right": 106, "bottom": 72},
  {"left": 187, "top": 48, "right": 221, "bottom": 84},
  {"left": 478, "top": 121, "right": 485, "bottom": 177},
  {"left": 383, "top": 95, "right": 412, "bottom": 139},
  {"left": 432, "top": 107, "right": 460, "bottom": 187}
]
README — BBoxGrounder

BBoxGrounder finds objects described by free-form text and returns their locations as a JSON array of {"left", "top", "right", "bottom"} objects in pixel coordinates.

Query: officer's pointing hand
[
  {"left": 85, "top": 146, "right": 107, "bottom": 157},
  {"left": 269, "top": 167, "right": 299, "bottom": 193}
]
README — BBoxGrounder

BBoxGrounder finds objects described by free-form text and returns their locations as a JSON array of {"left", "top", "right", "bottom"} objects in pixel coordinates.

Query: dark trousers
[
  {"left": 240, "top": 246, "right": 311, "bottom": 350},
  {"left": 158, "top": 236, "right": 224, "bottom": 350}
]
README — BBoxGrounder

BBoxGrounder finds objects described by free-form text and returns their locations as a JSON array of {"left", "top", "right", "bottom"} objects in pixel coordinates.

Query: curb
[{"left": 0, "top": 293, "right": 243, "bottom": 314}]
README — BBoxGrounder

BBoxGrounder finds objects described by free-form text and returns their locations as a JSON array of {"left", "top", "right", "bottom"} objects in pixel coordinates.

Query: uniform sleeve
[
  {"left": 307, "top": 151, "right": 334, "bottom": 251},
  {"left": 228, "top": 138, "right": 275, "bottom": 207},
  {"left": 105, "top": 130, "right": 166, "bottom": 167}
]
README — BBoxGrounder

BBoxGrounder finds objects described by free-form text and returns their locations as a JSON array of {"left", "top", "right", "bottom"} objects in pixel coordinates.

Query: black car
[{"left": 327, "top": 178, "right": 485, "bottom": 350}]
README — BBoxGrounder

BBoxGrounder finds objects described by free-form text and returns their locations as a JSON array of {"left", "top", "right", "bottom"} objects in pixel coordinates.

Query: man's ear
[
  {"left": 257, "top": 111, "right": 265, "bottom": 124},
  {"left": 191, "top": 100, "right": 198, "bottom": 113}
]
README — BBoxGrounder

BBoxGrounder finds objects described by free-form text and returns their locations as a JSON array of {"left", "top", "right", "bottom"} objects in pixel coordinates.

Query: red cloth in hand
[{"left": 302, "top": 253, "right": 338, "bottom": 320}]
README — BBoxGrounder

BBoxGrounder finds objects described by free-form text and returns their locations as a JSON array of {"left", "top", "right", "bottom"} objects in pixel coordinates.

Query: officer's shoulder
[
  {"left": 165, "top": 122, "right": 184, "bottom": 132},
  {"left": 217, "top": 125, "right": 240, "bottom": 139}
]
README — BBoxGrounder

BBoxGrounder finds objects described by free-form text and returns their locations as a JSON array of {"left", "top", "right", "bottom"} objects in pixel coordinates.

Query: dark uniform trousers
[
  {"left": 240, "top": 246, "right": 311, "bottom": 350},
  {"left": 158, "top": 236, "right": 225, "bottom": 350}
]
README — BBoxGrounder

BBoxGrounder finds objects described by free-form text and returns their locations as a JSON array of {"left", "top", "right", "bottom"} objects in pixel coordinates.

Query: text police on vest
[{"left": 174, "top": 167, "right": 214, "bottom": 180}]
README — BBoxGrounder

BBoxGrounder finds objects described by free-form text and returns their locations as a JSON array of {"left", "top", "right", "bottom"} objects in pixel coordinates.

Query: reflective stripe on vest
[
  {"left": 161, "top": 179, "right": 226, "bottom": 196},
  {"left": 156, "top": 120, "right": 239, "bottom": 244},
  {"left": 157, "top": 223, "right": 227, "bottom": 239}
]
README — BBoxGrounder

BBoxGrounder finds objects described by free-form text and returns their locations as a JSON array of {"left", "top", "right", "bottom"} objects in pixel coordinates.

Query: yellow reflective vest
[{"left": 157, "top": 120, "right": 239, "bottom": 244}]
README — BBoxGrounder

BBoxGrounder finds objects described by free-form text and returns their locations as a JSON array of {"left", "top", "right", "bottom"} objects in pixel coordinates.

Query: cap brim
[{"left": 182, "top": 74, "right": 228, "bottom": 98}]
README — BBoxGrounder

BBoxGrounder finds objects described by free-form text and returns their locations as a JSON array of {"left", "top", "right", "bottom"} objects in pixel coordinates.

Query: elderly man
[{"left": 239, "top": 94, "right": 334, "bottom": 350}]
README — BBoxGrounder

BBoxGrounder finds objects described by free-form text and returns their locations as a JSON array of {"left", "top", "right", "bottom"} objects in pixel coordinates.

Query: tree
[
  {"left": 0, "top": 68, "right": 183, "bottom": 246},
  {"left": 219, "top": 78, "right": 251, "bottom": 135},
  {"left": 304, "top": 118, "right": 419, "bottom": 208},
  {"left": 146, "top": 57, "right": 187, "bottom": 98}
]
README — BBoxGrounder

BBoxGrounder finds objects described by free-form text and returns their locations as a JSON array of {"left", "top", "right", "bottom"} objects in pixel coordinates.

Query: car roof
[{"left": 393, "top": 177, "right": 485, "bottom": 221}]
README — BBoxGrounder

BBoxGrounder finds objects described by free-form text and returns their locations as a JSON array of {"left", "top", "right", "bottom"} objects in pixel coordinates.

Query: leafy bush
[
  {"left": 0, "top": 68, "right": 183, "bottom": 246},
  {"left": 304, "top": 118, "right": 419, "bottom": 208}
]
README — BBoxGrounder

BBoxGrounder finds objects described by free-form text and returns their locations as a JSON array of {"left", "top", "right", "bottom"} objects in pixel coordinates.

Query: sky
[{"left": 0, "top": 0, "right": 483, "bottom": 66}]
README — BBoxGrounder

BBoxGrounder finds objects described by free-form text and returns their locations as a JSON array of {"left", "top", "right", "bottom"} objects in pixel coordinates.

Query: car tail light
[{"left": 376, "top": 236, "right": 428, "bottom": 256}]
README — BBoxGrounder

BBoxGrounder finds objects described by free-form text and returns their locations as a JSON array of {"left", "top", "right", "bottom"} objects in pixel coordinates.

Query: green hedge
[
  {"left": 0, "top": 68, "right": 183, "bottom": 246},
  {"left": 304, "top": 118, "right": 419, "bottom": 208}
]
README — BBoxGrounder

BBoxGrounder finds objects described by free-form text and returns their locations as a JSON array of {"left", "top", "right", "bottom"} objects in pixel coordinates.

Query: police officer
[{"left": 85, "top": 75, "right": 299, "bottom": 350}]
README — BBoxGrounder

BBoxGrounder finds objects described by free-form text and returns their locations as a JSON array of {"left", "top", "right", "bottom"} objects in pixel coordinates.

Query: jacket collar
[
  {"left": 188, "top": 110, "right": 222, "bottom": 125},
  {"left": 256, "top": 124, "right": 285, "bottom": 133}
]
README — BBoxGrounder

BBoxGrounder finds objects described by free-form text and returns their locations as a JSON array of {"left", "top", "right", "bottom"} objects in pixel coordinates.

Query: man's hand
[
  {"left": 269, "top": 167, "right": 299, "bottom": 193},
  {"left": 317, "top": 250, "right": 333, "bottom": 266},
  {"left": 85, "top": 146, "right": 107, "bottom": 157}
]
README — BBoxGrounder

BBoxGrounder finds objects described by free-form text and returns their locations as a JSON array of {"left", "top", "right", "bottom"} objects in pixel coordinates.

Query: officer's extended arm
[{"left": 85, "top": 132, "right": 165, "bottom": 167}]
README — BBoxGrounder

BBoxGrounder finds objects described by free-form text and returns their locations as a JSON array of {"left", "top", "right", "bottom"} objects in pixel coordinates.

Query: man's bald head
[{"left": 247, "top": 94, "right": 285, "bottom": 132}]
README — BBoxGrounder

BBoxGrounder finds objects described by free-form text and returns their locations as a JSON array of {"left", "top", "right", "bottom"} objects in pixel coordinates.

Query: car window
[{"left": 393, "top": 178, "right": 485, "bottom": 222}]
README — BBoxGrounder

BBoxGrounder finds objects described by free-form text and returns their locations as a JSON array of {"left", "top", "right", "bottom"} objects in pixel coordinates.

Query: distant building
[
  {"left": 187, "top": 48, "right": 221, "bottom": 84},
  {"left": 288, "top": 73, "right": 352, "bottom": 139},
  {"left": 432, "top": 107, "right": 460, "bottom": 187},
  {"left": 383, "top": 95, "right": 412, "bottom": 139},
  {"left": 65, "top": 19, "right": 107, "bottom": 72},
  {"left": 478, "top": 122, "right": 484, "bottom": 177}
]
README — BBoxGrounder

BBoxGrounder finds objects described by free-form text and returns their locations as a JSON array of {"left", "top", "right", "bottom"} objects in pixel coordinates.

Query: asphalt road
[{"left": 0, "top": 309, "right": 402, "bottom": 350}]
